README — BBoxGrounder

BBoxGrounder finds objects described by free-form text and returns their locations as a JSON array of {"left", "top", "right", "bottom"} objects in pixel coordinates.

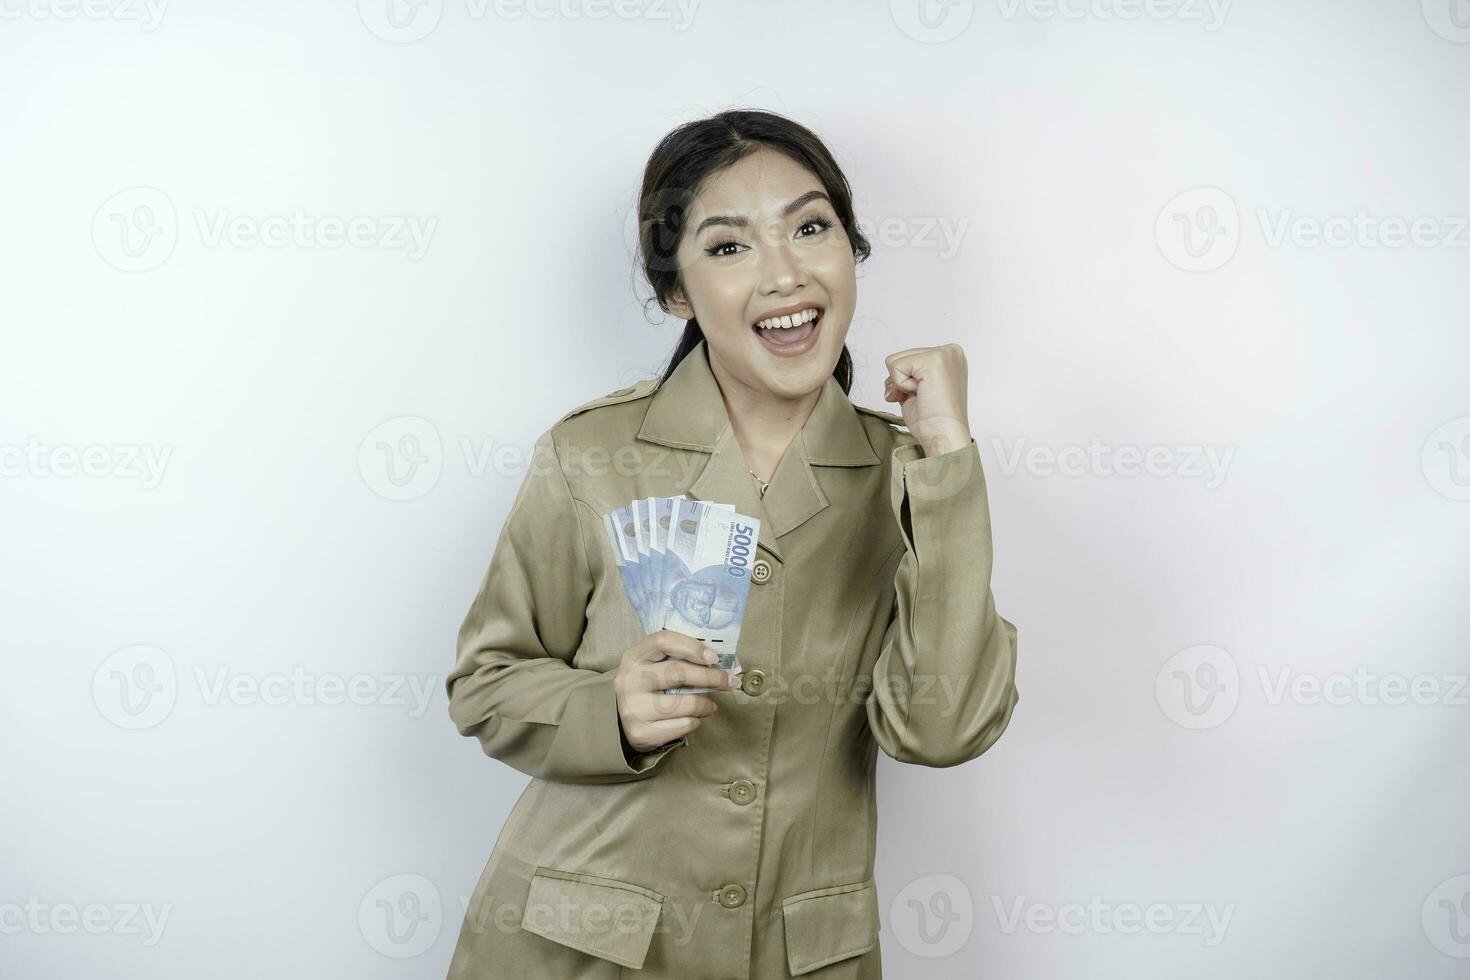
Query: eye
[
  {"left": 702, "top": 212, "right": 836, "bottom": 258},
  {"left": 705, "top": 238, "right": 744, "bottom": 258},
  {"left": 795, "top": 213, "right": 834, "bottom": 238}
]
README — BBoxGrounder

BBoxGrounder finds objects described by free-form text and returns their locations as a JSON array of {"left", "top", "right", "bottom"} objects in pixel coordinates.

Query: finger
[
  {"left": 622, "top": 690, "right": 706, "bottom": 728},
  {"left": 886, "top": 370, "right": 919, "bottom": 390},
  {"left": 627, "top": 658, "right": 732, "bottom": 698},
  {"left": 629, "top": 689, "right": 718, "bottom": 719},
  {"left": 883, "top": 346, "right": 931, "bottom": 366},
  {"left": 885, "top": 365, "right": 916, "bottom": 393},
  {"left": 638, "top": 716, "right": 702, "bottom": 741},
  {"left": 636, "top": 630, "right": 717, "bottom": 665},
  {"left": 649, "top": 693, "right": 719, "bottom": 718},
  {"left": 626, "top": 694, "right": 717, "bottom": 731},
  {"left": 658, "top": 629, "right": 719, "bottom": 664},
  {"left": 645, "top": 659, "right": 740, "bottom": 692},
  {"left": 624, "top": 716, "right": 700, "bottom": 755}
]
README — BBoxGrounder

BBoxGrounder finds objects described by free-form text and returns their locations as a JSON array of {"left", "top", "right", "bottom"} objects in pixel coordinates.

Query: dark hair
[{"left": 635, "top": 109, "right": 871, "bottom": 393}]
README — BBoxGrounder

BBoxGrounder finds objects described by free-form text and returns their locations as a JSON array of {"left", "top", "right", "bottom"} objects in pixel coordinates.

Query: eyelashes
[{"left": 703, "top": 213, "right": 835, "bottom": 258}]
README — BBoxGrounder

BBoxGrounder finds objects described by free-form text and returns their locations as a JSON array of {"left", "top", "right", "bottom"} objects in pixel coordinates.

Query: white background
[{"left": 2, "top": 0, "right": 1468, "bottom": 977}]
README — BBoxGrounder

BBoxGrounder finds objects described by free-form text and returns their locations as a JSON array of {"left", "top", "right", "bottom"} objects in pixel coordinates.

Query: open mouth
[{"left": 751, "top": 306, "right": 823, "bottom": 353}]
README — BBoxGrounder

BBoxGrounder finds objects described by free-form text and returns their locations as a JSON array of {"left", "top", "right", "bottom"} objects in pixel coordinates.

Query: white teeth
[{"left": 756, "top": 308, "right": 820, "bottom": 330}]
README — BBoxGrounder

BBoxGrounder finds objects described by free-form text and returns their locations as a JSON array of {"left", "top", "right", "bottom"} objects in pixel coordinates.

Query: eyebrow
[{"left": 693, "top": 190, "right": 833, "bottom": 236}]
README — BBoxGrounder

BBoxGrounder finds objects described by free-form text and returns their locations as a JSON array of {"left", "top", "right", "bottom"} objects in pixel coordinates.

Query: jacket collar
[{"left": 637, "top": 338, "right": 880, "bottom": 563}]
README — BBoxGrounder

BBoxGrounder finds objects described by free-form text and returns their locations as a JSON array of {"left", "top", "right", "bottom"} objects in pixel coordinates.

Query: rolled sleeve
[
  {"left": 446, "top": 428, "right": 686, "bottom": 783},
  {"left": 865, "top": 437, "right": 1020, "bottom": 768}
]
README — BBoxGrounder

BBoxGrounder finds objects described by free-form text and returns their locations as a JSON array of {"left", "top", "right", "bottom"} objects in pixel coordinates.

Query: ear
[{"left": 665, "top": 287, "right": 694, "bottom": 321}]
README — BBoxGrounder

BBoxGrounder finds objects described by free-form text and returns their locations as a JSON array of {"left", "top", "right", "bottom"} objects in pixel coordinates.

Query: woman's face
[{"left": 666, "top": 147, "right": 855, "bottom": 403}]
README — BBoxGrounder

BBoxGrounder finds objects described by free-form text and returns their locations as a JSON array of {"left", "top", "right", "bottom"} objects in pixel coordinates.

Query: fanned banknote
[{"left": 601, "top": 497, "right": 761, "bottom": 694}]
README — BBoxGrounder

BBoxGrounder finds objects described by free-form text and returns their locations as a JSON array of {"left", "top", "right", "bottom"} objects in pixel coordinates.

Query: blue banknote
[{"left": 602, "top": 496, "right": 760, "bottom": 694}]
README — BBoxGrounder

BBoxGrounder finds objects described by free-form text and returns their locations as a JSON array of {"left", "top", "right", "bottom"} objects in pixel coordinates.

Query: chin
[{"left": 764, "top": 348, "right": 841, "bottom": 397}]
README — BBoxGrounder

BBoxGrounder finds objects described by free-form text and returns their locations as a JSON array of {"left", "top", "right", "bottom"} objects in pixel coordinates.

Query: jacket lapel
[{"left": 636, "top": 339, "right": 880, "bottom": 564}]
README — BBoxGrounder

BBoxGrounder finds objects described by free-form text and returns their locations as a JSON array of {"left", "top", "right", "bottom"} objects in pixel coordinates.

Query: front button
[
  {"left": 751, "top": 558, "right": 772, "bottom": 584},
  {"left": 723, "top": 779, "right": 756, "bottom": 806},
  {"left": 717, "top": 883, "right": 747, "bottom": 908},
  {"left": 741, "top": 669, "right": 767, "bottom": 697}
]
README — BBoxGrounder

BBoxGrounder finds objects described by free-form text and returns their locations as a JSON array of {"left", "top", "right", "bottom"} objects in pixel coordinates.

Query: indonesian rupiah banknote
[{"left": 601, "top": 497, "right": 760, "bottom": 694}]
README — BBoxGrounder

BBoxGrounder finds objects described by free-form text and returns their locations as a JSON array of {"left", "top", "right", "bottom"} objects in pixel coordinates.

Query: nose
[
  {"left": 755, "top": 225, "right": 807, "bottom": 296},
  {"left": 752, "top": 220, "right": 811, "bottom": 296}
]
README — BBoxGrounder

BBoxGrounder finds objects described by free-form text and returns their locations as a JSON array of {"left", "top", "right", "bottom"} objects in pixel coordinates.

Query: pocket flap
[
  {"left": 781, "top": 878, "right": 880, "bottom": 976},
  {"left": 520, "top": 866, "right": 665, "bottom": 970}
]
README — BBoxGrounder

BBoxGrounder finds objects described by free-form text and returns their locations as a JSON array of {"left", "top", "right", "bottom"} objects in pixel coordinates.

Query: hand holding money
[
  {"left": 602, "top": 495, "right": 762, "bottom": 695},
  {"left": 613, "top": 630, "right": 740, "bottom": 753}
]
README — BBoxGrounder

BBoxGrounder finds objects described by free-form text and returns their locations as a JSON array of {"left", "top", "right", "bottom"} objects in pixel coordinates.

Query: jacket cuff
[
  {"left": 892, "top": 436, "right": 976, "bottom": 467},
  {"left": 889, "top": 437, "right": 983, "bottom": 548}
]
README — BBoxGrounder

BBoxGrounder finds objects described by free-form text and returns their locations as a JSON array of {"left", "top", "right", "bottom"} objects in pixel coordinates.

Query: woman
[{"left": 445, "top": 109, "right": 1020, "bottom": 979}]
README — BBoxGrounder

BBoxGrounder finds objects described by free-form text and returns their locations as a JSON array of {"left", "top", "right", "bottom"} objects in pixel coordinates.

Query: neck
[{"left": 708, "top": 355, "right": 822, "bottom": 480}]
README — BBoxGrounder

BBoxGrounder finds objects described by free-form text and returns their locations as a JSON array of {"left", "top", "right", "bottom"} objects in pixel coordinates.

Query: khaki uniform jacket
[{"left": 445, "top": 339, "right": 1019, "bottom": 979}]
